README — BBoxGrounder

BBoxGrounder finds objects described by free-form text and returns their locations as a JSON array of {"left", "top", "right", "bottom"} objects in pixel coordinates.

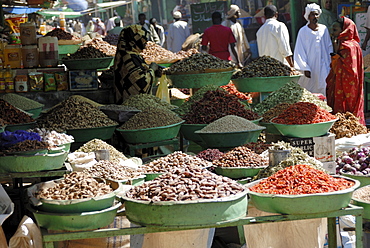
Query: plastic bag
[
  {"left": 155, "top": 75, "right": 170, "bottom": 104},
  {"left": 9, "top": 216, "right": 42, "bottom": 248}
]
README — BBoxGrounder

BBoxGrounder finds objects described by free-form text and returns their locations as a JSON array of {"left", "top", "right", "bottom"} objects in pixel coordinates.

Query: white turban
[
  {"left": 304, "top": 3, "right": 322, "bottom": 21},
  {"left": 227, "top": 5, "right": 240, "bottom": 18},
  {"left": 173, "top": 11, "right": 182, "bottom": 19}
]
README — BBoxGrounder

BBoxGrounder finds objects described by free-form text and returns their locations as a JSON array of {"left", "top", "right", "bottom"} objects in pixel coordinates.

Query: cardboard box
[
  {"left": 69, "top": 69, "right": 98, "bottom": 91},
  {"left": 283, "top": 133, "right": 336, "bottom": 162}
]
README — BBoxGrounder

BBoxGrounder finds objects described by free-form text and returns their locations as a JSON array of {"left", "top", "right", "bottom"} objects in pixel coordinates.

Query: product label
[
  {"left": 25, "top": 52, "right": 36, "bottom": 62},
  {"left": 0, "top": 79, "right": 5, "bottom": 91},
  {"left": 8, "top": 52, "right": 20, "bottom": 62},
  {"left": 5, "top": 79, "right": 14, "bottom": 90},
  {"left": 21, "top": 27, "right": 32, "bottom": 37},
  {"left": 15, "top": 81, "right": 27, "bottom": 92}
]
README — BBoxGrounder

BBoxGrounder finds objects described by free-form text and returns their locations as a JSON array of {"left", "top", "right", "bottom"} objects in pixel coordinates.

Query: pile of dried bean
[
  {"left": 244, "top": 142, "right": 271, "bottom": 154},
  {"left": 183, "top": 90, "right": 260, "bottom": 124},
  {"left": 122, "top": 94, "right": 176, "bottom": 111},
  {"left": 45, "top": 28, "right": 73, "bottom": 40},
  {"left": 76, "top": 139, "right": 127, "bottom": 163},
  {"left": 37, "top": 172, "right": 112, "bottom": 200},
  {"left": 253, "top": 81, "right": 332, "bottom": 115},
  {"left": 2, "top": 140, "right": 49, "bottom": 154},
  {"left": 0, "top": 93, "right": 43, "bottom": 110},
  {"left": 143, "top": 151, "right": 212, "bottom": 173},
  {"left": 198, "top": 115, "right": 261, "bottom": 133},
  {"left": 353, "top": 186, "right": 370, "bottom": 203},
  {"left": 329, "top": 112, "right": 368, "bottom": 139},
  {"left": 261, "top": 103, "right": 292, "bottom": 122},
  {"left": 119, "top": 106, "right": 182, "bottom": 130},
  {"left": 84, "top": 38, "right": 116, "bottom": 56},
  {"left": 220, "top": 82, "right": 252, "bottom": 102},
  {"left": 63, "top": 46, "right": 109, "bottom": 60},
  {"left": 249, "top": 164, "right": 354, "bottom": 195},
  {"left": 197, "top": 149, "right": 224, "bottom": 162},
  {"left": 126, "top": 166, "right": 244, "bottom": 201},
  {"left": 84, "top": 160, "right": 143, "bottom": 181},
  {"left": 272, "top": 102, "right": 337, "bottom": 124},
  {"left": 0, "top": 100, "right": 34, "bottom": 125},
  {"left": 213, "top": 146, "right": 267, "bottom": 167}
]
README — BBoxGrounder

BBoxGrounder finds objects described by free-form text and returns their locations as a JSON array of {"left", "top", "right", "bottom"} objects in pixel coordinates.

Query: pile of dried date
[
  {"left": 126, "top": 166, "right": 244, "bottom": 201},
  {"left": 213, "top": 146, "right": 267, "bottom": 168}
]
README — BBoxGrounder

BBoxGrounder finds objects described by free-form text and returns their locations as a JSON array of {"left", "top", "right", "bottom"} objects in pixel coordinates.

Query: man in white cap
[
  {"left": 294, "top": 3, "right": 332, "bottom": 97},
  {"left": 256, "top": 5, "right": 293, "bottom": 67},
  {"left": 222, "top": 4, "right": 250, "bottom": 67},
  {"left": 167, "top": 11, "right": 190, "bottom": 52}
]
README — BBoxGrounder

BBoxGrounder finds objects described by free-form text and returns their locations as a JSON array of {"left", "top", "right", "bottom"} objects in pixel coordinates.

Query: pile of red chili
[
  {"left": 249, "top": 164, "right": 354, "bottom": 195},
  {"left": 183, "top": 89, "right": 259, "bottom": 124},
  {"left": 272, "top": 102, "right": 336, "bottom": 125},
  {"left": 220, "top": 83, "right": 252, "bottom": 102}
]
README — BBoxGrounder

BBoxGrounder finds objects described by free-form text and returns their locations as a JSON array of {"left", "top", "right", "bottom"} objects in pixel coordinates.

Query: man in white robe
[
  {"left": 294, "top": 3, "right": 333, "bottom": 96},
  {"left": 167, "top": 11, "right": 190, "bottom": 52}
]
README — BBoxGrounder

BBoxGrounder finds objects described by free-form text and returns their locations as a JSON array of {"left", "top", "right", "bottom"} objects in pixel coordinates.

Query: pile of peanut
[
  {"left": 213, "top": 146, "right": 267, "bottom": 168},
  {"left": 84, "top": 160, "right": 143, "bottom": 181},
  {"left": 126, "top": 166, "right": 244, "bottom": 201}
]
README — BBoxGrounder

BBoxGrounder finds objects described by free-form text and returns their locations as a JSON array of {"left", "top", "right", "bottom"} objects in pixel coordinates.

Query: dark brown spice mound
[{"left": 0, "top": 100, "right": 34, "bottom": 125}]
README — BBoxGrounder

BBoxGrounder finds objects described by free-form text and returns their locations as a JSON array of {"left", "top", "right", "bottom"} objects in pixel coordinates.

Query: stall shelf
[{"left": 39, "top": 204, "right": 363, "bottom": 248}]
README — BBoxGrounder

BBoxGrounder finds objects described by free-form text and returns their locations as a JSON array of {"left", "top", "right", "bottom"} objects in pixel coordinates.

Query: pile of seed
[
  {"left": 2, "top": 140, "right": 49, "bottom": 154},
  {"left": 63, "top": 46, "right": 109, "bottom": 60},
  {"left": 184, "top": 90, "right": 259, "bottom": 124},
  {"left": 37, "top": 172, "right": 112, "bottom": 200},
  {"left": 232, "top": 56, "right": 292, "bottom": 78},
  {"left": 197, "top": 149, "right": 224, "bottom": 162},
  {"left": 47, "top": 95, "right": 103, "bottom": 113},
  {"left": 76, "top": 139, "right": 127, "bottom": 163},
  {"left": 143, "top": 151, "right": 212, "bottom": 173},
  {"left": 103, "top": 33, "right": 119, "bottom": 46},
  {"left": 100, "top": 105, "right": 139, "bottom": 111},
  {"left": 0, "top": 100, "right": 34, "bottom": 125},
  {"left": 119, "top": 106, "right": 182, "bottom": 130},
  {"left": 165, "top": 53, "right": 233, "bottom": 74},
  {"left": 45, "top": 28, "right": 74, "bottom": 40},
  {"left": 29, "top": 128, "right": 74, "bottom": 146},
  {"left": 122, "top": 94, "right": 176, "bottom": 111},
  {"left": 84, "top": 160, "right": 143, "bottom": 181},
  {"left": 213, "top": 146, "right": 267, "bottom": 168},
  {"left": 0, "top": 93, "right": 44, "bottom": 110},
  {"left": 244, "top": 142, "right": 271, "bottom": 154},
  {"left": 126, "top": 166, "right": 244, "bottom": 201},
  {"left": 353, "top": 186, "right": 370, "bottom": 203},
  {"left": 83, "top": 38, "right": 116, "bottom": 56},
  {"left": 254, "top": 141, "right": 325, "bottom": 180},
  {"left": 198, "top": 115, "right": 261, "bottom": 133},
  {"left": 37, "top": 97, "right": 117, "bottom": 131},
  {"left": 329, "top": 112, "right": 368, "bottom": 139},
  {"left": 261, "top": 103, "right": 292, "bottom": 122},
  {"left": 253, "top": 81, "right": 332, "bottom": 115}
]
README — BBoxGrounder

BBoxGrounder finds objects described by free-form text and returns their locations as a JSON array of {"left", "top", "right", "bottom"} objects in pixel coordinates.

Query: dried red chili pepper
[{"left": 220, "top": 83, "right": 252, "bottom": 102}]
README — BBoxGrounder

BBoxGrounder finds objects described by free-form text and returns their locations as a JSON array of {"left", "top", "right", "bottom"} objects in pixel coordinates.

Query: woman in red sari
[{"left": 326, "top": 17, "right": 365, "bottom": 125}]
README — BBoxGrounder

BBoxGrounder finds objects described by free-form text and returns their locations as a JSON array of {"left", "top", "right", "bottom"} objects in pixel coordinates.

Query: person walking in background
[
  {"left": 294, "top": 3, "right": 333, "bottom": 96},
  {"left": 201, "top": 12, "right": 240, "bottom": 65},
  {"left": 138, "top": 13, "right": 160, "bottom": 45},
  {"left": 106, "top": 10, "right": 121, "bottom": 32},
  {"left": 256, "top": 4, "right": 293, "bottom": 67},
  {"left": 167, "top": 11, "right": 190, "bottom": 52},
  {"left": 326, "top": 17, "right": 365, "bottom": 125},
  {"left": 361, "top": 5, "right": 370, "bottom": 50},
  {"left": 94, "top": 18, "right": 106, "bottom": 35},
  {"left": 86, "top": 19, "right": 95, "bottom": 33},
  {"left": 319, "top": 0, "right": 337, "bottom": 29},
  {"left": 150, "top": 18, "right": 165, "bottom": 47},
  {"left": 222, "top": 4, "right": 250, "bottom": 67},
  {"left": 108, "top": 18, "right": 123, "bottom": 35}
]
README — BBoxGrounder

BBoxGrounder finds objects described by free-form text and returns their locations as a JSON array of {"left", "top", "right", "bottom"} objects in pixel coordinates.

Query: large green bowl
[
  {"left": 166, "top": 70, "right": 234, "bottom": 88},
  {"left": 270, "top": 118, "right": 337, "bottom": 138},
  {"left": 5, "top": 121, "right": 37, "bottom": 132},
  {"left": 28, "top": 179, "right": 122, "bottom": 213},
  {"left": 122, "top": 190, "right": 248, "bottom": 226},
  {"left": 25, "top": 107, "right": 43, "bottom": 119},
  {"left": 246, "top": 176, "right": 359, "bottom": 214},
  {"left": 340, "top": 173, "right": 370, "bottom": 187},
  {"left": 116, "top": 121, "right": 184, "bottom": 144},
  {"left": 62, "top": 57, "right": 114, "bottom": 70},
  {"left": 0, "top": 151, "right": 67, "bottom": 173},
  {"left": 259, "top": 121, "right": 280, "bottom": 134},
  {"left": 195, "top": 127, "right": 266, "bottom": 150},
  {"left": 29, "top": 202, "right": 121, "bottom": 231},
  {"left": 66, "top": 125, "right": 118, "bottom": 143},
  {"left": 351, "top": 185, "right": 370, "bottom": 219},
  {"left": 232, "top": 75, "right": 301, "bottom": 93},
  {"left": 180, "top": 123, "right": 207, "bottom": 146},
  {"left": 214, "top": 166, "right": 267, "bottom": 179}
]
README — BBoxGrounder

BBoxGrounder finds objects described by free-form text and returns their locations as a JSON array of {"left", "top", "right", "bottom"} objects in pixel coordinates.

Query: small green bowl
[
  {"left": 26, "top": 107, "right": 43, "bottom": 119},
  {"left": 5, "top": 121, "right": 37, "bottom": 132},
  {"left": 180, "top": 123, "right": 207, "bottom": 145},
  {"left": 351, "top": 185, "right": 370, "bottom": 219},
  {"left": 214, "top": 166, "right": 267, "bottom": 179},
  {"left": 259, "top": 121, "right": 280, "bottom": 134},
  {"left": 67, "top": 125, "right": 118, "bottom": 143},
  {"left": 166, "top": 70, "right": 234, "bottom": 88},
  {"left": 232, "top": 75, "right": 301, "bottom": 93}
]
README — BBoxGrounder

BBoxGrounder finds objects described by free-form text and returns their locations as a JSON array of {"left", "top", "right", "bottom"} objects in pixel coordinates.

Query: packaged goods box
[{"left": 69, "top": 69, "right": 98, "bottom": 91}]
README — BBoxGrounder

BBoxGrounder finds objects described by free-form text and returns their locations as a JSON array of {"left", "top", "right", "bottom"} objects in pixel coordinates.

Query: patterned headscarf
[
  {"left": 117, "top": 25, "right": 150, "bottom": 53},
  {"left": 337, "top": 17, "right": 360, "bottom": 43},
  {"left": 304, "top": 3, "right": 322, "bottom": 21}
]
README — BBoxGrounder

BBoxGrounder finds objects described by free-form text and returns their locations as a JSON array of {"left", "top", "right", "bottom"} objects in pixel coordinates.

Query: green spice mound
[
  {"left": 120, "top": 106, "right": 183, "bottom": 130},
  {"left": 198, "top": 115, "right": 261, "bottom": 133},
  {"left": 122, "top": 94, "right": 176, "bottom": 111},
  {"left": 253, "top": 81, "right": 332, "bottom": 115},
  {"left": 0, "top": 93, "right": 44, "bottom": 110}
]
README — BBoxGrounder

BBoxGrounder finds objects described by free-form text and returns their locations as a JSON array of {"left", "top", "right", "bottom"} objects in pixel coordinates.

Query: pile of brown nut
[
  {"left": 84, "top": 160, "right": 143, "bottom": 181},
  {"left": 213, "top": 146, "right": 267, "bottom": 168},
  {"left": 84, "top": 38, "right": 117, "bottom": 56},
  {"left": 330, "top": 112, "right": 368, "bottom": 139},
  {"left": 37, "top": 172, "right": 113, "bottom": 200},
  {"left": 126, "top": 166, "right": 244, "bottom": 201},
  {"left": 143, "top": 151, "right": 212, "bottom": 173}
]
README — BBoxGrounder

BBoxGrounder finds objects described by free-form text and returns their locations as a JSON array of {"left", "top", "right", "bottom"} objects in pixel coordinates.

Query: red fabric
[
  {"left": 201, "top": 25, "right": 236, "bottom": 60},
  {"left": 326, "top": 17, "right": 365, "bottom": 125}
]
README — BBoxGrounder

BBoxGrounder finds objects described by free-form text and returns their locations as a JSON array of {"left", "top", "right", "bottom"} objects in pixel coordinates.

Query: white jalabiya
[{"left": 294, "top": 24, "right": 333, "bottom": 96}]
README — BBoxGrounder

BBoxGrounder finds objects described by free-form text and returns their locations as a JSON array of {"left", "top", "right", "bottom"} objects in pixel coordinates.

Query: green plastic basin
[
  {"left": 28, "top": 179, "right": 122, "bottom": 213},
  {"left": 5, "top": 121, "right": 37, "bottom": 132},
  {"left": 340, "top": 173, "right": 370, "bottom": 187},
  {"left": 9, "top": 149, "right": 48, "bottom": 156},
  {"left": 259, "top": 121, "right": 280, "bottom": 135},
  {"left": 214, "top": 166, "right": 267, "bottom": 179},
  {"left": 232, "top": 75, "right": 301, "bottom": 93},
  {"left": 62, "top": 57, "right": 114, "bottom": 70},
  {"left": 25, "top": 107, "right": 43, "bottom": 119},
  {"left": 0, "top": 126, "right": 5, "bottom": 133},
  {"left": 115, "top": 175, "right": 146, "bottom": 186},
  {"left": 166, "top": 70, "right": 234, "bottom": 88},
  {"left": 250, "top": 117, "right": 262, "bottom": 125},
  {"left": 29, "top": 202, "right": 121, "bottom": 231},
  {"left": 144, "top": 173, "right": 164, "bottom": 181},
  {"left": 116, "top": 120, "right": 184, "bottom": 144},
  {"left": 58, "top": 142, "right": 72, "bottom": 153},
  {"left": 351, "top": 185, "right": 370, "bottom": 219},
  {"left": 66, "top": 125, "right": 117, "bottom": 143},
  {"left": 195, "top": 127, "right": 266, "bottom": 150},
  {"left": 0, "top": 151, "right": 68, "bottom": 173},
  {"left": 180, "top": 123, "right": 207, "bottom": 146},
  {"left": 246, "top": 176, "right": 359, "bottom": 214},
  {"left": 122, "top": 190, "right": 248, "bottom": 226},
  {"left": 271, "top": 118, "right": 337, "bottom": 138},
  {"left": 58, "top": 44, "right": 80, "bottom": 55}
]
